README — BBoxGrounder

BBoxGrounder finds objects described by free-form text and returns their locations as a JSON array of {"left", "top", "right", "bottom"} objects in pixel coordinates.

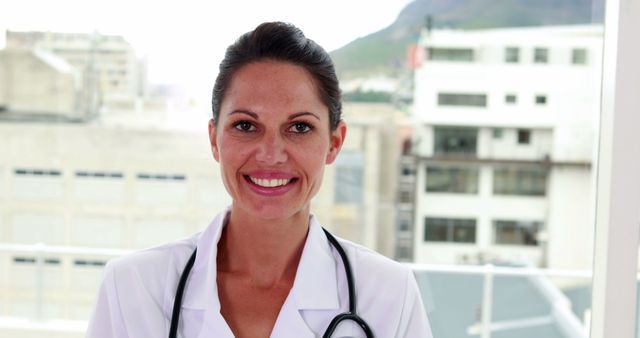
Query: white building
[
  {"left": 407, "top": 25, "right": 603, "bottom": 270},
  {"left": 0, "top": 49, "right": 83, "bottom": 119},
  {"left": 0, "top": 102, "right": 398, "bottom": 335},
  {"left": 6, "top": 30, "right": 144, "bottom": 109}
]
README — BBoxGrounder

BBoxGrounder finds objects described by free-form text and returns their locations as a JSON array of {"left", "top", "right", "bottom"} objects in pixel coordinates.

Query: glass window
[
  {"left": 493, "top": 166, "right": 548, "bottom": 196},
  {"left": 494, "top": 220, "right": 541, "bottom": 246},
  {"left": 534, "top": 47, "right": 548, "bottom": 63},
  {"left": 505, "top": 94, "right": 517, "bottom": 104},
  {"left": 437, "top": 93, "right": 487, "bottom": 107},
  {"left": 434, "top": 126, "right": 478, "bottom": 155},
  {"left": 427, "top": 48, "right": 474, "bottom": 61},
  {"left": 334, "top": 151, "right": 364, "bottom": 204},
  {"left": 572, "top": 48, "right": 588, "bottom": 65},
  {"left": 493, "top": 128, "right": 504, "bottom": 139},
  {"left": 505, "top": 47, "right": 519, "bottom": 63},
  {"left": 424, "top": 217, "right": 476, "bottom": 243},
  {"left": 426, "top": 166, "right": 479, "bottom": 194},
  {"left": 535, "top": 95, "right": 547, "bottom": 105},
  {"left": 517, "top": 129, "right": 531, "bottom": 144}
]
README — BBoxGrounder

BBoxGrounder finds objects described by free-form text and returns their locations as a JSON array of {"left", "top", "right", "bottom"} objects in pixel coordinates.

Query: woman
[{"left": 87, "top": 22, "right": 432, "bottom": 338}]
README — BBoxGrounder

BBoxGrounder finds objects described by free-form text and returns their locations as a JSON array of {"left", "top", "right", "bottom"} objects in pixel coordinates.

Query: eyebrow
[
  {"left": 229, "top": 110, "right": 258, "bottom": 118},
  {"left": 228, "top": 110, "right": 320, "bottom": 121}
]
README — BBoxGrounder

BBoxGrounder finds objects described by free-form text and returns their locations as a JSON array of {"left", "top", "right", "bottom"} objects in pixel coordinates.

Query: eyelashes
[{"left": 231, "top": 120, "right": 315, "bottom": 134}]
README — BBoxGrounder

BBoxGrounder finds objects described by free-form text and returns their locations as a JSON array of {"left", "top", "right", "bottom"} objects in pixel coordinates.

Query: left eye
[{"left": 289, "top": 122, "right": 312, "bottom": 133}]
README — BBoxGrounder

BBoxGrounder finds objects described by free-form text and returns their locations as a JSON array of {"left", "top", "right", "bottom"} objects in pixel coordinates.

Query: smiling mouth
[{"left": 245, "top": 176, "right": 298, "bottom": 188}]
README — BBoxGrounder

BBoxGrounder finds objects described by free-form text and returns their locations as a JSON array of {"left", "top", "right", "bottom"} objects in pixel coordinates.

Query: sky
[{"left": 1, "top": 0, "right": 413, "bottom": 92}]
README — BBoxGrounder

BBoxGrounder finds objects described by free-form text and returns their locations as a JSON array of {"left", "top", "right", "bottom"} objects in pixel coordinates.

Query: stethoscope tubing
[{"left": 169, "top": 228, "right": 374, "bottom": 338}]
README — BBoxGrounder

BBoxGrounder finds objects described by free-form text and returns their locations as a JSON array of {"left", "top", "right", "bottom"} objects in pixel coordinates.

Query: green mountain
[{"left": 331, "top": 0, "right": 603, "bottom": 80}]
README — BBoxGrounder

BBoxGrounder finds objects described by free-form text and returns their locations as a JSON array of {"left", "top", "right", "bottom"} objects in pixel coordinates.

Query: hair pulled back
[{"left": 211, "top": 22, "right": 342, "bottom": 130}]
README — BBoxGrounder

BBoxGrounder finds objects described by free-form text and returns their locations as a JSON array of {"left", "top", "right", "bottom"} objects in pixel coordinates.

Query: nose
[{"left": 255, "top": 131, "right": 288, "bottom": 165}]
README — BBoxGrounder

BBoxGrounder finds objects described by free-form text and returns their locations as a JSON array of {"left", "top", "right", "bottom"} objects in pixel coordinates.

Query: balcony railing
[{"left": 1, "top": 243, "right": 628, "bottom": 338}]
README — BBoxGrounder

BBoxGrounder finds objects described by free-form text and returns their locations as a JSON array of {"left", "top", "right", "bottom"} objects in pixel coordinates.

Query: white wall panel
[
  {"left": 72, "top": 216, "right": 123, "bottom": 247},
  {"left": 13, "top": 176, "right": 65, "bottom": 201},
  {"left": 73, "top": 178, "right": 125, "bottom": 204},
  {"left": 11, "top": 213, "right": 65, "bottom": 244},
  {"left": 134, "top": 181, "right": 187, "bottom": 205},
  {"left": 133, "top": 218, "right": 186, "bottom": 249}
]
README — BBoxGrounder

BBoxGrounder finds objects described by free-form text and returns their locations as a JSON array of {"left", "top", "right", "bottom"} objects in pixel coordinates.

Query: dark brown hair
[{"left": 211, "top": 22, "right": 342, "bottom": 130}]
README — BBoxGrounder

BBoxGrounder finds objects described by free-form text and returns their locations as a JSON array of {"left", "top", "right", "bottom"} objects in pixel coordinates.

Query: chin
[{"left": 235, "top": 200, "right": 309, "bottom": 222}]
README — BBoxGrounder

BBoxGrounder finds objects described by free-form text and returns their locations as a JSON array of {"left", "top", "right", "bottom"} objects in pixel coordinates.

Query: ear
[
  {"left": 208, "top": 119, "right": 220, "bottom": 162},
  {"left": 325, "top": 120, "right": 347, "bottom": 164}
]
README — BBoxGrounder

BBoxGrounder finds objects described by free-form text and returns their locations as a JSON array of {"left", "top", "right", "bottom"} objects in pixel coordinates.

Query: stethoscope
[{"left": 169, "top": 228, "right": 374, "bottom": 338}]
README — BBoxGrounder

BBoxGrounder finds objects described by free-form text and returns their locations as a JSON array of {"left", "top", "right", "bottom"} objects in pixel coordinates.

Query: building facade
[
  {"left": 0, "top": 49, "right": 83, "bottom": 120},
  {"left": 407, "top": 25, "right": 603, "bottom": 270},
  {"left": 6, "top": 30, "right": 144, "bottom": 109},
  {"left": 0, "top": 101, "right": 398, "bottom": 331}
]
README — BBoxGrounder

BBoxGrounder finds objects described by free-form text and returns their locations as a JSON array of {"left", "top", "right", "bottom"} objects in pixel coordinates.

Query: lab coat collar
[
  {"left": 290, "top": 215, "right": 340, "bottom": 310},
  {"left": 180, "top": 208, "right": 228, "bottom": 310},
  {"left": 179, "top": 209, "right": 340, "bottom": 313}
]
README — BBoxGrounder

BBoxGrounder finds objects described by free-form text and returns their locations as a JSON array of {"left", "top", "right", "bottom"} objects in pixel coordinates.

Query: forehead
[{"left": 221, "top": 60, "right": 328, "bottom": 119}]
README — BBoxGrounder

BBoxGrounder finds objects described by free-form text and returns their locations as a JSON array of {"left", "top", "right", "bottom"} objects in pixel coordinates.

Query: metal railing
[{"left": 0, "top": 243, "right": 611, "bottom": 337}]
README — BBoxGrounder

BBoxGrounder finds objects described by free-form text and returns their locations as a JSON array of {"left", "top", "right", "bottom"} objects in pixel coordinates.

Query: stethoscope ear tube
[
  {"left": 169, "top": 249, "right": 197, "bottom": 338},
  {"left": 322, "top": 229, "right": 375, "bottom": 338}
]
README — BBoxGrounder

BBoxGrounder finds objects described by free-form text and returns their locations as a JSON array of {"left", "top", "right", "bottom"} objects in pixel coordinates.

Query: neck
[{"left": 216, "top": 205, "right": 310, "bottom": 288}]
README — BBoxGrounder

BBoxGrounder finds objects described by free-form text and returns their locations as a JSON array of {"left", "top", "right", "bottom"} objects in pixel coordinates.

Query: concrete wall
[{"left": 0, "top": 50, "right": 80, "bottom": 118}]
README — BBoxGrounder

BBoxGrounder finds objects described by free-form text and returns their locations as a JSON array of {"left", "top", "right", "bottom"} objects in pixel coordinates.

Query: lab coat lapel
[
  {"left": 290, "top": 216, "right": 340, "bottom": 311},
  {"left": 177, "top": 209, "right": 235, "bottom": 338},
  {"left": 270, "top": 216, "right": 341, "bottom": 338}
]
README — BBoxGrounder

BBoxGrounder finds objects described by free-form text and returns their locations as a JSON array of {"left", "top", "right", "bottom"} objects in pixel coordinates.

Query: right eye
[{"left": 233, "top": 121, "right": 256, "bottom": 132}]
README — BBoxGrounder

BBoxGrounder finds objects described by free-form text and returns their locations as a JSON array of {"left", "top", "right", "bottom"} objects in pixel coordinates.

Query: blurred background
[{"left": 0, "top": 0, "right": 627, "bottom": 337}]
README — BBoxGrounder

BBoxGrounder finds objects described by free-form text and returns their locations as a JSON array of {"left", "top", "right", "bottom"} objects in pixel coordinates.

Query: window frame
[{"left": 589, "top": 0, "right": 640, "bottom": 336}]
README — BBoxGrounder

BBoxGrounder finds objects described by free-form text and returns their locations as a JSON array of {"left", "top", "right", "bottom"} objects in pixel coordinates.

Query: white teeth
[{"left": 249, "top": 177, "right": 291, "bottom": 188}]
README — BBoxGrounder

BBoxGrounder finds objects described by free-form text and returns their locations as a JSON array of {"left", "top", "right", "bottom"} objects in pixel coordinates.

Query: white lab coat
[{"left": 86, "top": 209, "right": 433, "bottom": 338}]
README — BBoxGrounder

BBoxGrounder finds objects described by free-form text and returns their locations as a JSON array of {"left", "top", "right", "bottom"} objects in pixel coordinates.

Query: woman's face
[{"left": 209, "top": 60, "right": 346, "bottom": 221}]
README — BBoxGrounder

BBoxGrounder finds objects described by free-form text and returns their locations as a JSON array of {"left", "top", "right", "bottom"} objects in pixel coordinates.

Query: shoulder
[
  {"left": 88, "top": 234, "right": 200, "bottom": 337},
  {"left": 333, "top": 237, "right": 430, "bottom": 336},
  {"left": 335, "top": 237, "right": 414, "bottom": 296},
  {"left": 107, "top": 234, "right": 197, "bottom": 279},
  {"left": 337, "top": 237, "right": 411, "bottom": 279},
  {"left": 101, "top": 234, "right": 198, "bottom": 309}
]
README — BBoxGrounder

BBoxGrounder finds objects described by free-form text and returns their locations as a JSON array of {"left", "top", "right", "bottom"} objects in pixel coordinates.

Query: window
[
  {"left": 334, "top": 151, "right": 364, "bottom": 204},
  {"left": 137, "top": 173, "right": 186, "bottom": 181},
  {"left": 426, "top": 166, "right": 479, "bottom": 193},
  {"left": 13, "top": 256, "right": 61, "bottom": 265},
  {"left": 505, "top": 94, "right": 517, "bottom": 104},
  {"left": 535, "top": 95, "right": 547, "bottom": 105},
  {"left": 74, "top": 259, "right": 106, "bottom": 267},
  {"left": 76, "top": 170, "right": 123, "bottom": 179},
  {"left": 505, "top": 47, "right": 519, "bottom": 63},
  {"left": 434, "top": 127, "right": 478, "bottom": 155},
  {"left": 534, "top": 47, "right": 548, "bottom": 63},
  {"left": 14, "top": 168, "right": 62, "bottom": 177},
  {"left": 493, "top": 166, "right": 548, "bottom": 196},
  {"left": 399, "top": 190, "right": 413, "bottom": 203},
  {"left": 493, "top": 128, "right": 504, "bottom": 139},
  {"left": 427, "top": 48, "right": 474, "bottom": 61},
  {"left": 424, "top": 217, "right": 476, "bottom": 243},
  {"left": 572, "top": 48, "right": 587, "bottom": 65},
  {"left": 517, "top": 129, "right": 531, "bottom": 144},
  {"left": 437, "top": 93, "right": 487, "bottom": 107},
  {"left": 494, "top": 220, "right": 541, "bottom": 246}
]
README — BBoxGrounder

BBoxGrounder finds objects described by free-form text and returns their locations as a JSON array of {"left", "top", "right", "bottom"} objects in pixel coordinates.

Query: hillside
[{"left": 330, "top": 0, "right": 604, "bottom": 80}]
